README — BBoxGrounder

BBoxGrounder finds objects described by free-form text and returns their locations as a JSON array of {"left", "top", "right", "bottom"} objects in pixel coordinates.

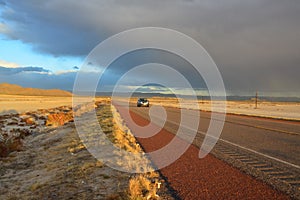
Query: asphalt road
[
  {"left": 127, "top": 104, "right": 300, "bottom": 168},
  {"left": 115, "top": 104, "right": 289, "bottom": 199}
]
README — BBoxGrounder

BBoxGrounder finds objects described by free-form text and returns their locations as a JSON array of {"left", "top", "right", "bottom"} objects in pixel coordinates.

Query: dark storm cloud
[
  {"left": 0, "top": 71, "right": 76, "bottom": 90},
  {"left": 100, "top": 49, "right": 207, "bottom": 89},
  {"left": 0, "top": 0, "right": 300, "bottom": 95},
  {"left": 0, "top": 66, "right": 50, "bottom": 75},
  {"left": 2, "top": 0, "right": 299, "bottom": 58}
]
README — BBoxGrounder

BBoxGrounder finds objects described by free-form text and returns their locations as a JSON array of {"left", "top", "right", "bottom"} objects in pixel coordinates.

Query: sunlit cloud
[
  {"left": 54, "top": 70, "right": 78, "bottom": 75},
  {"left": 0, "top": 66, "right": 50, "bottom": 75},
  {"left": 0, "top": 23, "right": 9, "bottom": 34},
  {"left": 0, "top": 59, "right": 19, "bottom": 68}
]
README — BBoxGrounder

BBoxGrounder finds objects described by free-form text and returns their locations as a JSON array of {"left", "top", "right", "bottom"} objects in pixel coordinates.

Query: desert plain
[
  {"left": 1, "top": 94, "right": 299, "bottom": 199},
  {"left": 1, "top": 94, "right": 300, "bottom": 121}
]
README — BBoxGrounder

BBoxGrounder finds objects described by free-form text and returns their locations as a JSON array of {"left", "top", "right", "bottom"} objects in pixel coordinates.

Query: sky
[{"left": 0, "top": 0, "right": 299, "bottom": 97}]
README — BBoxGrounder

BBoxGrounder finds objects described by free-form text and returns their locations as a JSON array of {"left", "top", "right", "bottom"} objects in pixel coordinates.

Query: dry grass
[
  {"left": 0, "top": 100, "right": 129, "bottom": 199},
  {"left": 128, "top": 175, "right": 160, "bottom": 200},
  {"left": 0, "top": 99, "right": 168, "bottom": 199},
  {"left": 0, "top": 137, "right": 23, "bottom": 157},
  {"left": 113, "top": 129, "right": 141, "bottom": 153},
  {"left": 110, "top": 105, "right": 142, "bottom": 154},
  {"left": 108, "top": 105, "right": 163, "bottom": 199},
  {"left": 46, "top": 112, "right": 74, "bottom": 127},
  {"left": 67, "top": 139, "right": 86, "bottom": 154},
  {"left": 29, "top": 182, "right": 44, "bottom": 192},
  {"left": 93, "top": 103, "right": 162, "bottom": 199}
]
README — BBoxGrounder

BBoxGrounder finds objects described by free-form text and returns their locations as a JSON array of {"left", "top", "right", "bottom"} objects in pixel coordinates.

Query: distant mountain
[
  {"left": 90, "top": 92, "right": 300, "bottom": 102},
  {"left": 95, "top": 92, "right": 177, "bottom": 98},
  {"left": 0, "top": 83, "right": 72, "bottom": 97}
]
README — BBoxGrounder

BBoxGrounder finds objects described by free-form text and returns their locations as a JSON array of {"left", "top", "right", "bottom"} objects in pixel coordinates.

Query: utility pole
[{"left": 255, "top": 91, "right": 258, "bottom": 109}]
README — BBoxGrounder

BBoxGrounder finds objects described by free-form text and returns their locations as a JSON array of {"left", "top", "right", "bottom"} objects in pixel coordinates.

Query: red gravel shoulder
[{"left": 115, "top": 105, "right": 290, "bottom": 200}]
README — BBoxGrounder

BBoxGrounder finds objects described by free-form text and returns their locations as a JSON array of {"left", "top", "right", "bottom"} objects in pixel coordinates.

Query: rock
[
  {"left": 38, "top": 116, "right": 47, "bottom": 121},
  {"left": 30, "top": 125, "right": 37, "bottom": 129},
  {"left": 24, "top": 117, "right": 36, "bottom": 125},
  {"left": 19, "top": 123, "right": 26, "bottom": 127},
  {"left": 7, "top": 121, "right": 18, "bottom": 126},
  {"left": 11, "top": 117, "right": 20, "bottom": 122},
  {"left": 0, "top": 134, "right": 4, "bottom": 142}
]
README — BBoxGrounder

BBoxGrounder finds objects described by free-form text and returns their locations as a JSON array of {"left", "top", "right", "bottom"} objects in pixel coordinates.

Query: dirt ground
[
  {"left": 0, "top": 95, "right": 73, "bottom": 115},
  {"left": 0, "top": 123, "right": 131, "bottom": 199},
  {"left": 0, "top": 101, "right": 172, "bottom": 199}
]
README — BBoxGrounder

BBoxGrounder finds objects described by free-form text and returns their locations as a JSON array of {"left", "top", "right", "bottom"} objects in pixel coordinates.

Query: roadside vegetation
[
  {"left": 0, "top": 100, "right": 171, "bottom": 199},
  {"left": 97, "top": 104, "right": 163, "bottom": 199}
]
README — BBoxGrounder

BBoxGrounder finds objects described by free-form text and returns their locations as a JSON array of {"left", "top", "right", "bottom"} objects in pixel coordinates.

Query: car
[{"left": 137, "top": 98, "right": 149, "bottom": 107}]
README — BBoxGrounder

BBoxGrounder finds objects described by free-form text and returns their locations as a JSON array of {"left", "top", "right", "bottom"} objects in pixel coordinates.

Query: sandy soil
[
  {"left": 0, "top": 95, "right": 111, "bottom": 115},
  {"left": 0, "top": 95, "right": 73, "bottom": 115}
]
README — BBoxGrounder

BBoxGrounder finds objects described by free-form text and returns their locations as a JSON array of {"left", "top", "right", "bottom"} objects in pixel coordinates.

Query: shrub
[{"left": 0, "top": 137, "right": 23, "bottom": 157}]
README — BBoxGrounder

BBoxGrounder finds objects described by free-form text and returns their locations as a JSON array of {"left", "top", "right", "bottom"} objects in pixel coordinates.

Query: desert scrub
[
  {"left": 110, "top": 105, "right": 142, "bottom": 154},
  {"left": 0, "top": 136, "right": 23, "bottom": 157},
  {"left": 110, "top": 105, "right": 163, "bottom": 199},
  {"left": 96, "top": 105, "right": 115, "bottom": 141},
  {"left": 129, "top": 174, "right": 164, "bottom": 200},
  {"left": 77, "top": 103, "right": 163, "bottom": 199},
  {"left": 29, "top": 182, "right": 44, "bottom": 192},
  {"left": 68, "top": 138, "right": 86, "bottom": 154},
  {"left": 46, "top": 112, "right": 73, "bottom": 127}
]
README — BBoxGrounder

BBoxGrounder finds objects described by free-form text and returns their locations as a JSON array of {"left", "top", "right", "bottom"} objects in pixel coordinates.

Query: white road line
[
  {"left": 148, "top": 114, "right": 300, "bottom": 170},
  {"left": 217, "top": 137, "right": 300, "bottom": 170},
  {"left": 165, "top": 108, "right": 300, "bottom": 136}
]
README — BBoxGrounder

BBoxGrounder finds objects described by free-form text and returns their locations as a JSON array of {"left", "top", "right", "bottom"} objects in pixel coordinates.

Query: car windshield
[{"left": 139, "top": 98, "right": 147, "bottom": 102}]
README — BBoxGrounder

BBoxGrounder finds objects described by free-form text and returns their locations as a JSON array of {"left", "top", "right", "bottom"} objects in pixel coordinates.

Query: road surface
[
  {"left": 129, "top": 105, "right": 300, "bottom": 166},
  {"left": 114, "top": 102, "right": 300, "bottom": 198}
]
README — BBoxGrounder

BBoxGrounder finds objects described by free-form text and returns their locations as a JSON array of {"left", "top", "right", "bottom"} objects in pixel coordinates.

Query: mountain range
[{"left": 0, "top": 83, "right": 72, "bottom": 97}]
